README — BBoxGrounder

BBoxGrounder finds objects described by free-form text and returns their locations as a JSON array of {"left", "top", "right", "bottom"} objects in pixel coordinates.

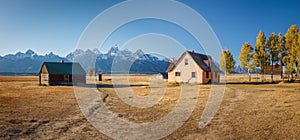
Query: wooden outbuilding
[
  {"left": 155, "top": 72, "right": 168, "bottom": 79},
  {"left": 39, "top": 62, "right": 86, "bottom": 86}
]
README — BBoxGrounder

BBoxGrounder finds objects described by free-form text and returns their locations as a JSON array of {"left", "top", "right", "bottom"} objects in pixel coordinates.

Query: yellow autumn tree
[{"left": 238, "top": 42, "right": 254, "bottom": 82}]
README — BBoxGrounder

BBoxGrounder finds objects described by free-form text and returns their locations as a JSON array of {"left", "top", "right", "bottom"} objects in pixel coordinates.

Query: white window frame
[{"left": 192, "top": 72, "right": 196, "bottom": 78}]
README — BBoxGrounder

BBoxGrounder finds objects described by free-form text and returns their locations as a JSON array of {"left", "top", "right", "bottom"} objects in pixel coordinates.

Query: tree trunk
[
  {"left": 281, "top": 63, "right": 284, "bottom": 81},
  {"left": 225, "top": 72, "right": 228, "bottom": 83},
  {"left": 271, "top": 61, "right": 274, "bottom": 82},
  {"left": 261, "top": 65, "right": 265, "bottom": 82},
  {"left": 248, "top": 69, "right": 251, "bottom": 82}
]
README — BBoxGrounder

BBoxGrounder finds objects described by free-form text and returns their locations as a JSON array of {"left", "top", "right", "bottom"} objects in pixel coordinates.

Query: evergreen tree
[
  {"left": 267, "top": 32, "right": 279, "bottom": 82},
  {"left": 220, "top": 50, "right": 236, "bottom": 77},
  {"left": 238, "top": 42, "right": 254, "bottom": 82},
  {"left": 284, "top": 24, "right": 299, "bottom": 81}
]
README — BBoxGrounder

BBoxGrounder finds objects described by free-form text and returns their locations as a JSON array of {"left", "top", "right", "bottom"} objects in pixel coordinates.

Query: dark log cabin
[{"left": 39, "top": 62, "right": 86, "bottom": 86}]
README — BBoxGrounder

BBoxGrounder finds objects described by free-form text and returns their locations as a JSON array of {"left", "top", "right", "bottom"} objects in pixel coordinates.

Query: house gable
[
  {"left": 168, "top": 52, "right": 202, "bottom": 83},
  {"left": 167, "top": 51, "right": 212, "bottom": 72},
  {"left": 167, "top": 52, "right": 188, "bottom": 72},
  {"left": 39, "top": 64, "right": 49, "bottom": 74}
]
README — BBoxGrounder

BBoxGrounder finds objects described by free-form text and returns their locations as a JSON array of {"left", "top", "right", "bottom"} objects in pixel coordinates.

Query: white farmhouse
[{"left": 167, "top": 51, "right": 220, "bottom": 84}]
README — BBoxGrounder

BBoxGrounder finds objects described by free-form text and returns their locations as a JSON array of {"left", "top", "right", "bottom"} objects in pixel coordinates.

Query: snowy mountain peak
[
  {"left": 73, "top": 49, "right": 85, "bottom": 55},
  {"left": 25, "top": 49, "right": 35, "bottom": 56},
  {"left": 85, "top": 49, "right": 94, "bottom": 54},
  {"left": 14, "top": 52, "right": 27, "bottom": 59},
  {"left": 92, "top": 48, "right": 101, "bottom": 54},
  {"left": 46, "top": 52, "right": 60, "bottom": 58},
  {"left": 107, "top": 46, "right": 119, "bottom": 56},
  {"left": 134, "top": 49, "right": 144, "bottom": 57}
]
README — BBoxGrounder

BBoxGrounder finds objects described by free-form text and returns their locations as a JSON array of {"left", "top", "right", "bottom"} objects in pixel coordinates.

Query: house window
[
  {"left": 206, "top": 72, "right": 209, "bottom": 78},
  {"left": 185, "top": 59, "right": 188, "bottom": 65},
  {"left": 175, "top": 72, "right": 181, "bottom": 76},
  {"left": 192, "top": 72, "right": 196, "bottom": 78}
]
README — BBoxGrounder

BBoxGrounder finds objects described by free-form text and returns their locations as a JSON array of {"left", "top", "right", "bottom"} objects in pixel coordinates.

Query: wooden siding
[
  {"left": 39, "top": 74, "right": 86, "bottom": 86},
  {"left": 40, "top": 74, "right": 49, "bottom": 85},
  {"left": 202, "top": 71, "right": 211, "bottom": 83},
  {"left": 72, "top": 74, "right": 86, "bottom": 84},
  {"left": 212, "top": 72, "right": 220, "bottom": 83},
  {"left": 48, "top": 74, "right": 85, "bottom": 85},
  {"left": 265, "top": 65, "right": 282, "bottom": 75}
]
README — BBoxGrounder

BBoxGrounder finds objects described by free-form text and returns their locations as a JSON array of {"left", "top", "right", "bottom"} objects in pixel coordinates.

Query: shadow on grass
[
  {"left": 97, "top": 84, "right": 149, "bottom": 88},
  {"left": 226, "top": 80, "right": 300, "bottom": 85},
  {"left": 225, "top": 81, "right": 279, "bottom": 85},
  {"left": 65, "top": 80, "right": 300, "bottom": 88},
  {"left": 74, "top": 83, "right": 149, "bottom": 88}
]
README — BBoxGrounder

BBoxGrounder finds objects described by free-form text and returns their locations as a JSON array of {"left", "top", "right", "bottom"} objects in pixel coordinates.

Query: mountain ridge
[{"left": 0, "top": 47, "right": 172, "bottom": 74}]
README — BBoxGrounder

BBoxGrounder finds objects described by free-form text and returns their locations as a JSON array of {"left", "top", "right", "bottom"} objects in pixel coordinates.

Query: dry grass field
[{"left": 0, "top": 75, "right": 299, "bottom": 139}]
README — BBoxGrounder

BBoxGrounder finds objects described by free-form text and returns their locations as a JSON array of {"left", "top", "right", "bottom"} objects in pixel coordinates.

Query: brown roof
[
  {"left": 167, "top": 51, "right": 220, "bottom": 72},
  {"left": 166, "top": 60, "right": 177, "bottom": 72}
]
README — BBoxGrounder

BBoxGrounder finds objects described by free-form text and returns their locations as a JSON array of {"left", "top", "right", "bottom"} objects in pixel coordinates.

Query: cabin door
[{"left": 64, "top": 75, "right": 68, "bottom": 82}]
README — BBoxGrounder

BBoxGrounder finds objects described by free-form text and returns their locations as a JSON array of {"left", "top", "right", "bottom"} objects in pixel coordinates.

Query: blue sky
[{"left": 1, "top": 0, "right": 300, "bottom": 61}]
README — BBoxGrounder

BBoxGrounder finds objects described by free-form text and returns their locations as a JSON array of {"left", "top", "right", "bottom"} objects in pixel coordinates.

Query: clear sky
[{"left": 1, "top": 0, "right": 300, "bottom": 61}]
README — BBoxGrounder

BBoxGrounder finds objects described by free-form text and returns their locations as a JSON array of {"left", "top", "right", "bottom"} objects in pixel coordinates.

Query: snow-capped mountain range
[
  {"left": 0, "top": 49, "right": 68, "bottom": 74},
  {"left": 67, "top": 46, "right": 171, "bottom": 74},
  {"left": 232, "top": 65, "right": 260, "bottom": 74},
  {"left": 0, "top": 47, "right": 171, "bottom": 75}
]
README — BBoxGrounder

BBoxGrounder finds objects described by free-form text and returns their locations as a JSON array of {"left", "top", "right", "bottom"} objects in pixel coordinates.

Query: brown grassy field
[{"left": 0, "top": 75, "right": 299, "bottom": 139}]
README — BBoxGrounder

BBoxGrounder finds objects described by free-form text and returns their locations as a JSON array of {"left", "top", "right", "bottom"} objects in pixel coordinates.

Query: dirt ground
[{"left": 0, "top": 75, "right": 299, "bottom": 139}]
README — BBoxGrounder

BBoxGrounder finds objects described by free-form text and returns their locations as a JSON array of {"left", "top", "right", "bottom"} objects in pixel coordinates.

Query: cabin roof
[
  {"left": 40, "top": 62, "right": 86, "bottom": 75},
  {"left": 167, "top": 51, "right": 220, "bottom": 72}
]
